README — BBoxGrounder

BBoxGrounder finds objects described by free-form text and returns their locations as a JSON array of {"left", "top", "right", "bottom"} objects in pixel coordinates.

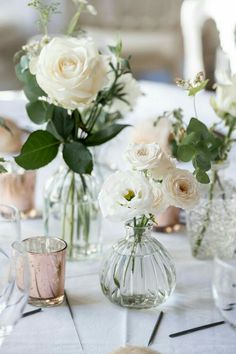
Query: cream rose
[
  {"left": 98, "top": 171, "right": 154, "bottom": 221},
  {"left": 211, "top": 74, "right": 236, "bottom": 117},
  {"left": 150, "top": 182, "right": 168, "bottom": 214},
  {"left": 31, "top": 36, "right": 108, "bottom": 110},
  {"left": 149, "top": 152, "right": 176, "bottom": 180},
  {"left": 162, "top": 168, "right": 200, "bottom": 209}
]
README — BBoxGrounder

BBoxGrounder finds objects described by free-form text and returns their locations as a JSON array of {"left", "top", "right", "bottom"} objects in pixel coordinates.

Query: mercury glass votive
[{"left": 22, "top": 237, "right": 67, "bottom": 307}]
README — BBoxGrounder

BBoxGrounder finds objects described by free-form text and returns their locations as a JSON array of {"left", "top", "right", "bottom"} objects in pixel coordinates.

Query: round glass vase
[
  {"left": 100, "top": 221, "right": 176, "bottom": 309},
  {"left": 186, "top": 163, "right": 236, "bottom": 260},
  {"left": 44, "top": 165, "right": 102, "bottom": 261}
]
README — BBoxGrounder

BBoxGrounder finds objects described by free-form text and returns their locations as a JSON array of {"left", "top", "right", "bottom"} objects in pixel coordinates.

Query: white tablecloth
[
  {"left": 0, "top": 83, "right": 236, "bottom": 353},
  {"left": 1, "top": 220, "right": 236, "bottom": 354}
]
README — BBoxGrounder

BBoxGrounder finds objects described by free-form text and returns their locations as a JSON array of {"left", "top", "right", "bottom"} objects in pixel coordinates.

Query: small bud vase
[
  {"left": 44, "top": 164, "right": 102, "bottom": 260},
  {"left": 100, "top": 220, "right": 176, "bottom": 309}
]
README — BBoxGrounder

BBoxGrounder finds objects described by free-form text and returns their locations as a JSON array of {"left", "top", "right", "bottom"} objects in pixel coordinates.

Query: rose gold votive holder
[{"left": 22, "top": 237, "right": 67, "bottom": 307}]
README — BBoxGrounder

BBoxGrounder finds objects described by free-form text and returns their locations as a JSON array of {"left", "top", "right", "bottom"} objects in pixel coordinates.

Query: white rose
[
  {"left": 211, "top": 74, "right": 236, "bottom": 117},
  {"left": 107, "top": 73, "right": 141, "bottom": 115},
  {"left": 150, "top": 182, "right": 168, "bottom": 214},
  {"left": 162, "top": 168, "right": 200, "bottom": 210},
  {"left": 31, "top": 36, "right": 107, "bottom": 110},
  {"left": 126, "top": 143, "right": 176, "bottom": 179},
  {"left": 98, "top": 171, "right": 154, "bottom": 221},
  {"left": 126, "top": 143, "right": 163, "bottom": 170}
]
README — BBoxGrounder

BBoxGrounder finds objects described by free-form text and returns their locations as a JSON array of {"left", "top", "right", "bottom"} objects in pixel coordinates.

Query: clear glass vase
[
  {"left": 186, "top": 164, "right": 236, "bottom": 260},
  {"left": 44, "top": 164, "right": 102, "bottom": 260},
  {"left": 100, "top": 221, "right": 176, "bottom": 309}
]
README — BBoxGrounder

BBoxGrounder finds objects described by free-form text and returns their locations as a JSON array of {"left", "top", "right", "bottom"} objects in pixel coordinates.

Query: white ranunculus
[
  {"left": 212, "top": 74, "right": 236, "bottom": 117},
  {"left": 162, "top": 168, "right": 200, "bottom": 210},
  {"left": 107, "top": 73, "right": 141, "bottom": 114},
  {"left": 126, "top": 143, "right": 176, "bottom": 179},
  {"left": 30, "top": 36, "right": 107, "bottom": 110},
  {"left": 98, "top": 171, "right": 154, "bottom": 221}
]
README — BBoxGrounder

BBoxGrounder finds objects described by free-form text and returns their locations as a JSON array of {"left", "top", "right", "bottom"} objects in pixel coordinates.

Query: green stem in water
[
  {"left": 193, "top": 95, "right": 198, "bottom": 118},
  {"left": 193, "top": 171, "right": 217, "bottom": 256}
]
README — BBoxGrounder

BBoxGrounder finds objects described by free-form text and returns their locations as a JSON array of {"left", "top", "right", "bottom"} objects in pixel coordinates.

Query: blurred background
[{"left": 1, "top": 0, "right": 235, "bottom": 91}]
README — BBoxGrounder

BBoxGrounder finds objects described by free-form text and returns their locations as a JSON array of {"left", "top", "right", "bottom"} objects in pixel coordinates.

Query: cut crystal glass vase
[
  {"left": 100, "top": 220, "right": 176, "bottom": 309},
  {"left": 44, "top": 164, "right": 102, "bottom": 260},
  {"left": 186, "top": 163, "right": 236, "bottom": 260}
]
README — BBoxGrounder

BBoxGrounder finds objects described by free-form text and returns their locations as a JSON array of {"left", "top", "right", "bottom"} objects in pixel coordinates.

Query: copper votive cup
[{"left": 21, "top": 237, "right": 67, "bottom": 307}]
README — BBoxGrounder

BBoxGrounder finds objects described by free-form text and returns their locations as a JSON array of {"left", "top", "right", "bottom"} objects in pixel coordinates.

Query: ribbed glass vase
[
  {"left": 100, "top": 220, "right": 176, "bottom": 309},
  {"left": 44, "top": 164, "right": 102, "bottom": 260}
]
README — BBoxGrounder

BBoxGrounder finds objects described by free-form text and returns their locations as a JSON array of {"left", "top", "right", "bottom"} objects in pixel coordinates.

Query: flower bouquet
[
  {"left": 99, "top": 143, "right": 199, "bottom": 308},
  {"left": 13, "top": 0, "right": 140, "bottom": 259},
  {"left": 160, "top": 73, "right": 236, "bottom": 259}
]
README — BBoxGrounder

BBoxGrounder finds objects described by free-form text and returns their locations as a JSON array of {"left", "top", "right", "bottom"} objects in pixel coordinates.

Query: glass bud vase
[
  {"left": 186, "top": 163, "right": 236, "bottom": 260},
  {"left": 44, "top": 164, "right": 102, "bottom": 260},
  {"left": 100, "top": 221, "right": 176, "bottom": 309}
]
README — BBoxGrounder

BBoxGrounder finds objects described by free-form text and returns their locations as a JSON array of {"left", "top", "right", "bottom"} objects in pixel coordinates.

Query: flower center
[
  {"left": 179, "top": 182, "right": 188, "bottom": 193},
  {"left": 123, "top": 189, "right": 135, "bottom": 201},
  {"left": 59, "top": 57, "right": 77, "bottom": 73},
  {"left": 137, "top": 147, "right": 148, "bottom": 156}
]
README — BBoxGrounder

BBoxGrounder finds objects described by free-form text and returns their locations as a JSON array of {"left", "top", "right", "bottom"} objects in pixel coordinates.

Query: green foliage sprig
[
  {"left": 168, "top": 72, "right": 229, "bottom": 184},
  {"left": 14, "top": 40, "right": 131, "bottom": 172},
  {"left": 28, "top": 0, "right": 60, "bottom": 36}
]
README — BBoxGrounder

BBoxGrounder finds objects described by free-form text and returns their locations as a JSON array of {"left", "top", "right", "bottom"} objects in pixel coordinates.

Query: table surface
[{"left": 0, "top": 82, "right": 236, "bottom": 354}]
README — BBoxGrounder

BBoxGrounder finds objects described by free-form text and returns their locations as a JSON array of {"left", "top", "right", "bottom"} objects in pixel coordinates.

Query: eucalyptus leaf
[
  {"left": 187, "top": 118, "right": 210, "bottom": 139},
  {"left": 195, "top": 152, "right": 211, "bottom": 171},
  {"left": 177, "top": 144, "right": 196, "bottom": 162},
  {"left": 26, "top": 101, "right": 53, "bottom": 124},
  {"left": 15, "top": 130, "right": 60, "bottom": 170},
  {"left": 84, "top": 124, "right": 130, "bottom": 146},
  {"left": 181, "top": 132, "right": 200, "bottom": 145},
  {"left": 196, "top": 170, "right": 210, "bottom": 184},
  {"left": 63, "top": 142, "right": 93, "bottom": 174},
  {"left": 22, "top": 71, "right": 45, "bottom": 102}
]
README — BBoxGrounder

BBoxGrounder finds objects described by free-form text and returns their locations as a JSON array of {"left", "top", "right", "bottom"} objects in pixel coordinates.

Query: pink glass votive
[{"left": 21, "top": 237, "right": 67, "bottom": 307}]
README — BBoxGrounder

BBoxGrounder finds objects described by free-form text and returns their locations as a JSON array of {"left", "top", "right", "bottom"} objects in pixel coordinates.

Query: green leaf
[
  {"left": 15, "top": 55, "right": 30, "bottom": 83},
  {"left": 188, "top": 79, "right": 209, "bottom": 96},
  {"left": 72, "top": 110, "right": 88, "bottom": 133},
  {"left": 177, "top": 144, "right": 196, "bottom": 162},
  {"left": 83, "top": 124, "right": 130, "bottom": 146},
  {"left": 15, "top": 130, "right": 60, "bottom": 170},
  {"left": 26, "top": 101, "right": 53, "bottom": 124},
  {"left": 108, "top": 39, "right": 122, "bottom": 57},
  {"left": 194, "top": 152, "right": 211, "bottom": 171},
  {"left": 50, "top": 107, "right": 75, "bottom": 140},
  {"left": 63, "top": 142, "right": 93, "bottom": 174},
  {"left": 0, "top": 165, "right": 7, "bottom": 173},
  {"left": 181, "top": 132, "right": 200, "bottom": 145},
  {"left": 187, "top": 118, "right": 210, "bottom": 139},
  {"left": 23, "top": 73, "right": 45, "bottom": 102},
  {"left": 196, "top": 170, "right": 210, "bottom": 184}
]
